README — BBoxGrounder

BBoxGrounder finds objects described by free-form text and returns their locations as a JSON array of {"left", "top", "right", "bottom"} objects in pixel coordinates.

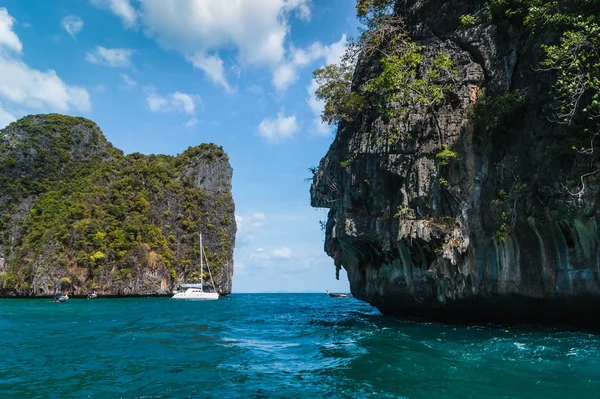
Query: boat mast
[{"left": 200, "top": 232, "right": 203, "bottom": 291}]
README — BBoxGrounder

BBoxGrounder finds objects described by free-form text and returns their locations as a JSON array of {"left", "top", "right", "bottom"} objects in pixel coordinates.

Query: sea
[{"left": 1, "top": 294, "right": 599, "bottom": 399}]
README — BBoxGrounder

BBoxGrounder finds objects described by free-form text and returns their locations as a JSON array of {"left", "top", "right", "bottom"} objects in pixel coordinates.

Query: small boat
[
  {"left": 87, "top": 291, "right": 98, "bottom": 299},
  {"left": 172, "top": 233, "right": 220, "bottom": 300},
  {"left": 326, "top": 290, "right": 352, "bottom": 298},
  {"left": 52, "top": 292, "right": 69, "bottom": 302},
  {"left": 173, "top": 284, "right": 219, "bottom": 300}
]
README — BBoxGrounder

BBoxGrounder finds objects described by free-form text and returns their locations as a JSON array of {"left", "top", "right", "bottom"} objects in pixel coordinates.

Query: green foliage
[
  {"left": 0, "top": 115, "right": 235, "bottom": 293},
  {"left": 313, "top": 63, "right": 364, "bottom": 125},
  {"left": 491, "top": 175, "right": 528, "bottom": 241},
  {"left": 363, "top": 45, "right": 455, "bottom": 122},
  {"left": 541, "top": 22, "right": 600, "bottom": 124},
  {"left": 393, "top": 205, "right": 409, "bottom": 219},
  {"left": 459, "top": 14, "right": 476, "bottom": 28},
  {"left": 485, "top": 0, "right": 600, "bottom": 126},
  {"left": 435, "top": 145, "right": 459, "bottom": 166},
  {"left": 311, "top": 1, "right": 458, "bottom": 132},
  {"left": 355, "top": 0, "right": 395, "bottom": 28},
  {"left": 467, "top": 90, "right": 526, "bottom": 134},
  {"left": 339, "top": 156, "right": 356, "bottom": 168},
  {"left": 314, "top": 29, "right": 455, "bottom": 132}
]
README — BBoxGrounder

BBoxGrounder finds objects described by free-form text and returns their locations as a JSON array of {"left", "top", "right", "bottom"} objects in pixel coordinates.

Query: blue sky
[{"left": 0, "top": 0, "right": 359, "bottom": 293}]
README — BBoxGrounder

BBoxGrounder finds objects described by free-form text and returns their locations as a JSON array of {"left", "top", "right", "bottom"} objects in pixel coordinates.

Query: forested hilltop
[
  {"left": 0, "top": 114, "right": 236, "bottom": 297},
  {"left": 311, "top": 0, "right": 600, "bottom": 325}
]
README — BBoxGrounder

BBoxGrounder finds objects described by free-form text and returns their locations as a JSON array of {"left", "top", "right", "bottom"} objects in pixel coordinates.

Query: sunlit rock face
[
  {"left": 0, "top": 114, "right": 236, "bottom": 297},
  {"left": 311, "top": 0, "right": 600, "bottom": 326}
]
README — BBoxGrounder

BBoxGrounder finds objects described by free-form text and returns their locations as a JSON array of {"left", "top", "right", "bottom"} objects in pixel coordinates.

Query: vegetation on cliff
[
  {"left": 310, "top": 0, "right": 600, "bottom": 323},
  {"left": 318, "top": 0, "right": 600, "bottom": 139},
  {"left": 0, "top": 114, "right": 235, "bottom": 296},
  {"left": 314, "top": 0, "right": 600, "bottom": 235}
]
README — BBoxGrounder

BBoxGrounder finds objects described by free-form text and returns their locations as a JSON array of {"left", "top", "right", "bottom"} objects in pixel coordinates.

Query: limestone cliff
[
  {"left": 0, "top": 114, "right": 236, "bottom": 297},
  {"left": 311, "top": 0, "right": 600, "bottom": 325}
]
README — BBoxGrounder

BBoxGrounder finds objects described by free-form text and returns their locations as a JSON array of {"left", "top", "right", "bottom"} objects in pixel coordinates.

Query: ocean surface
[{"left": 1, "top": 294, "right": 599, "bottom": 399}]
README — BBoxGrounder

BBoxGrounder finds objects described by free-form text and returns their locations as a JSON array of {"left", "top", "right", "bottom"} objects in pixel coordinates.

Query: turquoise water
[{"left": 1, "top": 294, "right": 599, "bottom": 398}]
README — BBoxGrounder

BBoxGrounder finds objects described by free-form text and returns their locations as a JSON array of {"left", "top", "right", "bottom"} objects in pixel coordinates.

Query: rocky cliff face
[
  {"left": 0, "top": 114, "right": 236, "bottom": 297},
  {"left": 311, "top": 0, "right": 600, "bottom": 325}
]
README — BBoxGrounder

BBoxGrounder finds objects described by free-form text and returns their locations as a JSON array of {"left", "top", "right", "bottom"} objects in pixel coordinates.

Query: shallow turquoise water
[{"left": 1, "top": 294, "right": 599, "bottom": 398}]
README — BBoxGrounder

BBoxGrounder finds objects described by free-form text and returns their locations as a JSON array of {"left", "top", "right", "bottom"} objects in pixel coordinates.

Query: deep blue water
[{"left": 1, "top": 294, "right": 599, "bottom": 398}]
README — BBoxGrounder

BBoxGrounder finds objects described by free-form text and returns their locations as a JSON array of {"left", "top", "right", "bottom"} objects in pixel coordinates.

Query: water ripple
[{"left": 1, "top": 294, "right": 600, "bottom": 398}]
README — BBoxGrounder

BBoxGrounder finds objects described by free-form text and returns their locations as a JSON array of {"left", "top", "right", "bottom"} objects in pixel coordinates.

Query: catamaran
[{"left": 172, "top": 233, "right": 219, "bottom": 300}]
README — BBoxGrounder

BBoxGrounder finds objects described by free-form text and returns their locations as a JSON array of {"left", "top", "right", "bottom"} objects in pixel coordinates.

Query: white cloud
[
  {"left": 236, "top": 213, "right": 267, "bottom": 233},
  {"left": 272, "top": 246, "right": 292, "bottom": 259},
  {"left": 273, "top": 34, "right": 346, "bottom": 91},
  {"left": 0, "top": 8, "right": 22, "bottom": 53},
  {"left": 61, "top": 15, "right": 84, "bottom": 39},
  {"left": 93, "top": 0, "right": 312, "bottom": 90},
  {"left": 90, "top": 0, "right": 137, "bottom": 28},
  {"left": 86, "top": 46, "right": 134, "bottom": 68},
  {"left": 145, "top": 90, "right": 200, "bottom": 115},
  {"left": 187, "top": 53, "right": 232, "bottom": 92},
  {"left": 120, "top": 73, "right": 137, "bottom": 87},
  {"left": 236, "top": 212, "right": 268, "bottom": 248},
  {"left": 0, "top": 103, "right": 16, "bottom": 129},
  {"left": 258, "top": 112, "right": 299, "bottom": 143},
  {"left": 272, "top": 64, "right": 296, "bottom": 92},
  {"left": 0, "top": 57, "right": 91, "bottom": 113},
  {"left": 0, "top": 9, "right": 90, "bottom": 114},
  {"left": 250, "top": 246, "right": 293, "bottom": 261},
  {"left": 285, "top": 0, "right": 311, "bottom": 22}
]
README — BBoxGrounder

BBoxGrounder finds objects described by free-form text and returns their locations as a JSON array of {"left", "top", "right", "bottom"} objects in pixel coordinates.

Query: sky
[{"left": 0, "top": 0, "right": 360, "bottom": 293}]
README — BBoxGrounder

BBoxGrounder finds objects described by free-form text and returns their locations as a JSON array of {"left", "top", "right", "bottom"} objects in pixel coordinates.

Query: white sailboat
[{"left": 172, "top": 233, "right": 220, "bottom": 300}]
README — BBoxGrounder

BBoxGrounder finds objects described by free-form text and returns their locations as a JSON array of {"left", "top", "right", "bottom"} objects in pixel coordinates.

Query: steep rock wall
[
  {"left": 311, "top": 0, "right": 600, "bottom": 325},
  {"left": 0, "top": 114, "right": 236, "bottom": 297}
]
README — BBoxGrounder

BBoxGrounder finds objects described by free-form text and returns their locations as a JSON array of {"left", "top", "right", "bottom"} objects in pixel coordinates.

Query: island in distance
[{"left": 0, "top": 114, "right": 236, "bottom": 298}]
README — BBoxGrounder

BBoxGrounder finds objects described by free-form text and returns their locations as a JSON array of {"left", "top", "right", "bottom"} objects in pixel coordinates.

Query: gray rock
[{"left": 311, "top": 0, "right": 600, "bottom": 325}]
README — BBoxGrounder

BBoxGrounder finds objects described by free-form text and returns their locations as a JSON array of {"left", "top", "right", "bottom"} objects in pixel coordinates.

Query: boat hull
[{"left": 172, "top": 290, "right": 219, "bottom": 300}]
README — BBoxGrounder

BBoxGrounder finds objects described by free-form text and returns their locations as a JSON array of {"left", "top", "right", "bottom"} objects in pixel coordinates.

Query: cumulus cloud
[
  {"left": 187, "top": 53, "right": 232, "bottom": 92},
  {"left": 0, "top": 8, "right": 90, "bottom": 114},
  {"left": 285, "top": 0, "right": 311, "bottom": 22},
  {"left": 86, "top": 46, "right": 134, "bottom": 68},
  {"left": 0, "top": 8, "right": 22, "bottom": 53},
  {"left": 0, "top": 57, "right": 91, "bottom": 112},
  {"left": 93, "top": 0, "right": 312, "bottom": 90},
  {"left": 273, "top": 34, "right": 346, "bottom": 91},
  {"left": 258, "top": 112, "right": 299, "bottom": 143},
  {"left": 90, "top": 0, "right": 137, "bottom": 28},
  {"left": 61, "top": 15, "right": 84, "bottom": 39},
  {"left": 145, "top": 90, "right": 200, "bottom": 115}
]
